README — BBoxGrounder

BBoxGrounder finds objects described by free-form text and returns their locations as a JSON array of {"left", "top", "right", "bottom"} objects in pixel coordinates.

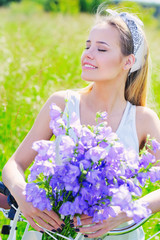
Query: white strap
[
  {"left": 41, "top": 227, "right": 84, "bottom": 240},
  {"left": 7, "top": 208, "right": 20, "bottom": 240},
  {"left": 147, "top": 231, "right": 160, "bottom": 240}
]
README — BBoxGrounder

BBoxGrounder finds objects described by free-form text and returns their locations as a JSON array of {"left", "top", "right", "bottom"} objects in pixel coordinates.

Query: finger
[
  {"left": 79, "top": 218, "right": 94, "bottom": 226},
  {"left": 34, "top": 216, "right": 58, "bottom": 231},
  {"left": 79, "top": 222, "right": 102, "bottom": 233},
  {"left": 87, "top": 228, "right": 106, "bottom": 238},
  {"left": 73, "top": 214, "right": 91, "bottom": 222},
  {"left": 80, "top": 214, "right": 91, "bottom": 220},
  {"left": 44, "top": 209, "right": 64, "bottom": 226},
  {"left": 26, "top": 216, "right": 43, "bottom": 232},
  {"left": 73, "top": 217, "right": 93, "bottom": 227},
  {"left": 35, "top": 212, "right": 60, "bottom": 230},
  {"left": 73, "top": 214, "right": 92, "bottom": 226}
]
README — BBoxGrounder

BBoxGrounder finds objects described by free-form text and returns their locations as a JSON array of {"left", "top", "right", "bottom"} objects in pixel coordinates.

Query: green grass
[{"left": 0, "top": 1, "right": 160, "bottom": 239}]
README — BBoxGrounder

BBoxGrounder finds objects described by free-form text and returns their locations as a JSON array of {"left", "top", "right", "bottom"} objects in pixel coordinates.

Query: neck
[{"left": 86, "top": 78, "right": 127, "bottom": 115}]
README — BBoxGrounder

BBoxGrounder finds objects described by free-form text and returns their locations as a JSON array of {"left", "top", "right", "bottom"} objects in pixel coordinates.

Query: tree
[{"left": 0, "top": 0, "right": 21, "bottom": 6}]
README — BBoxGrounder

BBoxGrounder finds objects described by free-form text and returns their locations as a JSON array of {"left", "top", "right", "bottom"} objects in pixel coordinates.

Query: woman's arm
[
  {"left": 136, "top": 106, "right": 160, "bottom": 213},
  {"left": 136, "top": 106, "right": 160, "bottom": 165},
  {"left": 2, "top": 91, "right": 66, "bottom": 232}
]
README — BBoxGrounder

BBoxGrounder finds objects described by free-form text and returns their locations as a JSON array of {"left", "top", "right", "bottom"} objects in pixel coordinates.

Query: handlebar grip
[{"left": 0, "top": 182, "right": 10, "bottom": 196}]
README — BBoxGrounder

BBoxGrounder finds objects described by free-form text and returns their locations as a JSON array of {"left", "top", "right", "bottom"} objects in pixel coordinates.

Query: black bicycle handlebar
[
  {"left": 0, "top": 182, "right": 18, "bottom": 207},
  {"left": 0, "top": 182, "right": 10, "bottom": 196}
]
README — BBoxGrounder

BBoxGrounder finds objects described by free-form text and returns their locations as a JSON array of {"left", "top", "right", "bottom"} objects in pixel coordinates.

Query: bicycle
[{"left": 0, "top": 181, "right": 159, "bottom": 240}]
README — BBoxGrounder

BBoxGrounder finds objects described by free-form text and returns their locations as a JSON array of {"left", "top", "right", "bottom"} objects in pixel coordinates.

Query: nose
[{"left": 85, "top": 47, "right": 95, "bottom": 60}]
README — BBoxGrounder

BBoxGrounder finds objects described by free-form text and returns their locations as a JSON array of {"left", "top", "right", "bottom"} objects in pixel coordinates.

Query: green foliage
[
  {"left": 79, "top": 0, "right": 104, "bottom": 13},
  {"left": 59, "top": 0, "right": 79, "bottom": 14},
  {"left": 30, "top": 0, "right": 59, "bottom": 12},
  {"left": 79, "top": 0, "right": 88, "bottom": 12},
  {"left": 27, "top": 0, "right": 79, "bottom": 13},
  {"left": 0, "top": 0, "right": 20, "bottom": 6}
]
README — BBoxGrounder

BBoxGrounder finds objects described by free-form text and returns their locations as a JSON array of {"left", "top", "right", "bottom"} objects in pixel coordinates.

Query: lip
[{"left": 82, "top": 62, "right": 97, "bottom": 69}]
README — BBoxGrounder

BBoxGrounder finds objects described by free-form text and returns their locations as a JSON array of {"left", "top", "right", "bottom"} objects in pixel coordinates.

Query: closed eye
[
  {"left": 85, "top": 47, "right": 107, "bottom": 52},
  {"left": 98, "top": 49, "right": 107, "bottom": 52}
]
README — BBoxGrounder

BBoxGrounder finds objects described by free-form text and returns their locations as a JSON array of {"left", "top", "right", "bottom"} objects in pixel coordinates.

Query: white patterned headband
[{"left": 106, "top": 9, "right": 147, "bottom": 74}]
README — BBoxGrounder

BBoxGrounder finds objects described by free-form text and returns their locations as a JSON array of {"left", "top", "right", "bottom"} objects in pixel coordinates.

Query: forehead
[{"left": 88, "top": 23, "right": 120, "bottom": 47}]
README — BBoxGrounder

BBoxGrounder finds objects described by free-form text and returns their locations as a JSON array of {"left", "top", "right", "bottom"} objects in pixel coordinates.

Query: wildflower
[
  {"left": 25, "top": 183, "right": 52, "bottom": 211},
  {"left": 25, "top": 104, "right": 160, "bottom": 240},
  {"left": 151, "top": 138, "right": 160, "bottom": 153},
  {"left": 50, "top": 117, "right": 66, "bottom": 136},
  {"left": 50, "top": 103, "right": 62, "bottom": 120},
  {"left": 126, "top": 201, "right": 152, "bottom": 222},
  {"left": 85, "top": 146, "right": 106, "bottom": 162}
]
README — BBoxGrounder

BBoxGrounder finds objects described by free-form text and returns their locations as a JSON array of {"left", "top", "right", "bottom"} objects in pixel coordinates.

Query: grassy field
[{"left": 0, "top": 1, "right": 160, "bottom": 239}]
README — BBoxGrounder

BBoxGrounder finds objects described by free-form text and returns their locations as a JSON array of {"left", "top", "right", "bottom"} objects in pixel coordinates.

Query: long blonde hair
[{"left": 86, "top": 6, "right": 149, "bottom": 107}]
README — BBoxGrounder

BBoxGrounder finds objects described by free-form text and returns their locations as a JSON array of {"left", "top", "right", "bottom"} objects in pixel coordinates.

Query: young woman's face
[{"left": 81, "top": 23, "right": 126, "bottom": 82}]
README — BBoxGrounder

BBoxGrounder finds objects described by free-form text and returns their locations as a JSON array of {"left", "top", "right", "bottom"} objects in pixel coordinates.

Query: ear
[{"left": 123, "top": 54, "right": 135, "bottom": 71}]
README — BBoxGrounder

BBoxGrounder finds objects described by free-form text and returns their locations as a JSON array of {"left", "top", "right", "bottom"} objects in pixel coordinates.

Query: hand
[
  {"left": 14, "top": 188, "right": 64, "bottom": 233},
  {"left": 73, "top": 211, "right": 131, "bottom": 238}
]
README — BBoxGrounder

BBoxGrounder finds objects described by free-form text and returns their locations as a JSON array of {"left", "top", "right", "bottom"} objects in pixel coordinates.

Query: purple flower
[
  {"left": 72, "top": 196, "right": 88, "bottom": 214},
  {"left": 70, "top": 112, "right": 82, "bottom": 134},
  {"left": 95, "top": 125, "right": 115, "bottom": 143},
  {"left": 63, "top": 163, "right": 80, "bottom": 183},
  {"left": 76, "top": 141, "right": 85, "bottom": 155},
  {"left": 25, "top": 183, "right": 52, "bottom": 211},
  {"left": 59, "top": 201, "right": 75, "bottom": 216},
  {"left": 79, "top": 160, "right": 91, "bottom": 170},
  {"left": 126, "top": 201, "right": 152, "bottom": 222},
  {"left": 140, "top": 152, "right": 155, "bottom": 168},
  {"left": 103, "top": 206, "right": 116, "bottom": 219},
  {"left": 49, "top": 173, "right": 64, "bottom": 191},
  {"left": 50, "top": 117, "right": 66, "bottom": 136},
  {"left": 92, "top": 210, "right": 105, "bottom": 223},
  {"left": 85, "top": 146, "right": 106, "bottom": 162},
  {"left": 149, "top": 167, "right": 160, "bottom": 182},
  {"left": 28, "top": 160, "right": 54, "bottom": 181},
  {"left": 86, "top": 170, "right": 101, "bottom": 185},
  {"left": 126, "top": 179, "right": 142, "bottom": 196},
  {"left": 76, "top": 216, "right": 82, "bottom": 226},
  {"left": 32, "top": 140, "right": 56, "bottom": 162},
  {"left": 59, "top": 135, "right": 75, "bottom": 158},
  {"left": 65, "top": 179, "right": 80, "bottom": 193},
  {"left": 151, "top": 139, "right": 160, "bottom": 153},
  {"left": 111, "top": 185, "right": 132, "bottom": 209},
  {"left": 98, "top": 111, "right": 108, "bottom": 120},
  {"left": 25, "top": 102, "right": 160, "bottom": 228},
  {"left": 80, "top": 183, "right": 90, "bottom": 199},
  {"left": 50, "top": 103, "right": 62, "bottom": 120},
  {"left": 137, "top": 172, "right": 149, "bottom": 186},
  {"left": 124, "top": 148, "right": 139, "bottom": 170},
  {"left": 80, "top": 126, "right": 97, "bottom": 148}
]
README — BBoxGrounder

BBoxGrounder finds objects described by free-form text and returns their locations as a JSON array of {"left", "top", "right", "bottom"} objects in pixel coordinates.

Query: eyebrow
[{"left": 86, "top": 40, "right": 110, "bottom": 47}]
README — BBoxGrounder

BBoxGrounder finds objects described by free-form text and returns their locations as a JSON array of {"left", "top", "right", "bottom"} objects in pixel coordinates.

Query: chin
[{"left": 81, "top": 73, "right": 97, "bottom": 82}]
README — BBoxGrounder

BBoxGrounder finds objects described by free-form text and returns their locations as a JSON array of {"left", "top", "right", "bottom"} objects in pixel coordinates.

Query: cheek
[
  {"left": 101, "top": 54, "right": 122, "bottom": 70},
  {"left": 81, "top": 52, "right": 85, "bottom": 65}
]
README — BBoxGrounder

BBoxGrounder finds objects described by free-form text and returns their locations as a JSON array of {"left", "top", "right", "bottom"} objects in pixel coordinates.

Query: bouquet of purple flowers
[{"left": 25, "top": 103, "right": 160, "bottom": 240}]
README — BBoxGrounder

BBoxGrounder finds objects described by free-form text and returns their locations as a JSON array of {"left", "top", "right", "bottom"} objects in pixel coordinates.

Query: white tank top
[
  {"left": 63, "top": 90, "right": 139, "bottom": 153},
  {"left": 62, "top": 90, "right": 144, "bottom": 240}
]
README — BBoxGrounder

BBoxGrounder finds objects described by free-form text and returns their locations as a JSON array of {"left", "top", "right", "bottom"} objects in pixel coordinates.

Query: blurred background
[{"left": 0, "top": 0, "right": 160, "bottom": 239}]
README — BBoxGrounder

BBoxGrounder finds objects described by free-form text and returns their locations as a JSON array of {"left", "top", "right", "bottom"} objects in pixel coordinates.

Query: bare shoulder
[
  {"left": 136, "top": 106, "right": 160, "bottom": 141},
  {"left": 32, "top": 90, "right": 68, "bottom": 136},
  {"left": 46, "top": 90, "right": 68, "bottom": 111},
  {"left": 136, "top": 106, "right": 159, "bottom": 125}
]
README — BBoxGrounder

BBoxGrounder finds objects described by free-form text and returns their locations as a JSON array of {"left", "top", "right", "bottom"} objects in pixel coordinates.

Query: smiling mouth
[{"left": 83, "top": 64, "right": 97, "bottom": 69}]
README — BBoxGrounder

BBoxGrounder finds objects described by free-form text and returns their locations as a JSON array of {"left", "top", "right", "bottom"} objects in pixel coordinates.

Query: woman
[{"left": 2, "top": 4, "right": 160, "bottom": 240}]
